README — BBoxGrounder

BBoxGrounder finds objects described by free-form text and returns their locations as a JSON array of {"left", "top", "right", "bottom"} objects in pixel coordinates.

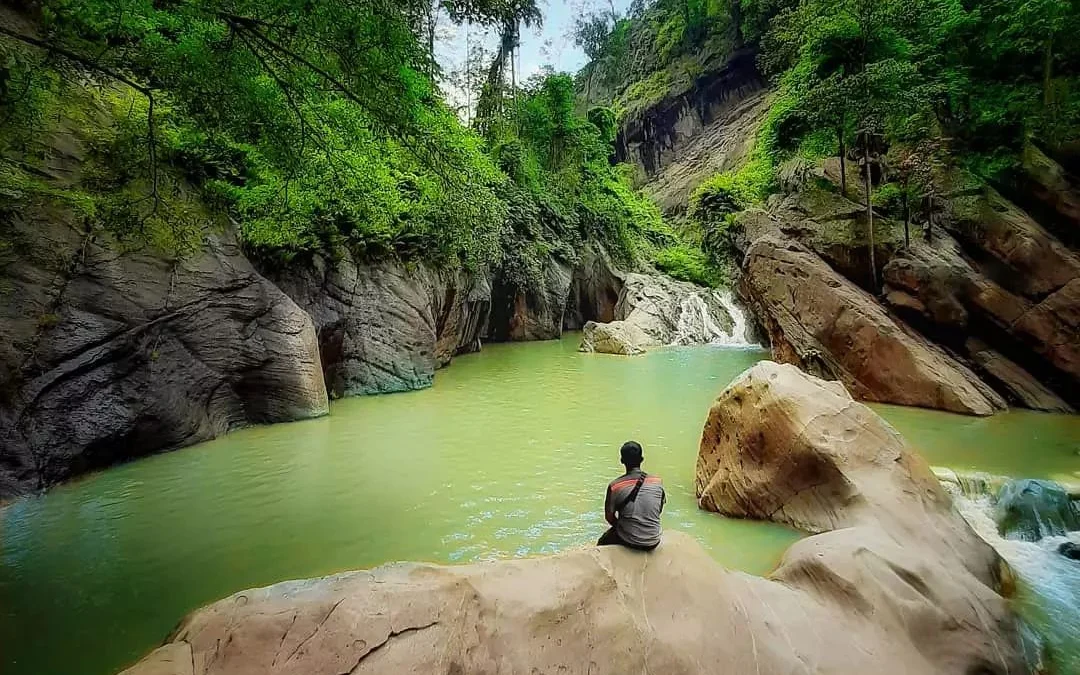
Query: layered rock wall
[
  {"left": 264, "top": 253, "right": 491, "bottom": 397},
  {"left": 0, "top": 216, "right": 330, "bottom": 497}
]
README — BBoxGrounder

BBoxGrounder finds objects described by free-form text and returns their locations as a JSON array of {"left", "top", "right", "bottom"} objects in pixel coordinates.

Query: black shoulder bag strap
[{"left": 616, "top": 473, "right": 648, "bottom": 512}]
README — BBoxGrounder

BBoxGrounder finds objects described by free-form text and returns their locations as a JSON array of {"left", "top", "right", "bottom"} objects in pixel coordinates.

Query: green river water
[{"left": 2, "top": 335, "right": 1079, "bottom": 675}]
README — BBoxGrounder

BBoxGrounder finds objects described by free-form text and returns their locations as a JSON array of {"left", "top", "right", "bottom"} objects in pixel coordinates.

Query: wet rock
[
  {"left": 265, "top": 252, "right": 490, "bottom": 397},
  {"left": 967, "top": 341, "right": 1074, "bottom": 413},
  {"left": 739, "top": 235, "right": 1006, "bottom": 415},
  {"left": 1059, "top": 541, "right": 1080, "bottom": 561},
  {"left": 488, "top": 258, "right": 574, "bottom": 342},
  {"left": 995, "top": 479, "right": 1080, "bottom": 541},
  {"left": 121, "top": 360, "right": 1024, "bottom": 675},
  {"left": 563, "top": 245, "right": 624, "bottom": 330}
]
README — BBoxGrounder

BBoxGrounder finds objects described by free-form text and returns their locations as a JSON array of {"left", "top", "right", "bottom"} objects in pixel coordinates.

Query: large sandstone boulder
[
  {"left": 0, "top": 222, "right": 329, "bottom": 498},
  {"left": 696, "top": 361, "right": 998, "bottom": 568},
  {"left": 578, "top": 320, "right": 650, "bottom": 355},
  {"left": 120, "top": 361, "right": 1024, "bottom": 675},
  {"left": 265, "top": 252, "right": 490, "bottom": 397},
  {"left": 579, "top": 273, "right": 742, "bottom": 354},
  {"left": 740, "top": 235, "right": 1006, "bottom": 415}
]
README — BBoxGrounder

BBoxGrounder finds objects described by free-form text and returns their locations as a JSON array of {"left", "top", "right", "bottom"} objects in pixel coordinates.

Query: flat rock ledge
[{"left": 121, "top": 362, "right": 1024, "bottom": 675}]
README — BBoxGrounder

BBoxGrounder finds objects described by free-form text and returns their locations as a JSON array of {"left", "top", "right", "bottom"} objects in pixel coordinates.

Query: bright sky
[{"left": 436, "top": 0, "right": 631, "bottom": 114}]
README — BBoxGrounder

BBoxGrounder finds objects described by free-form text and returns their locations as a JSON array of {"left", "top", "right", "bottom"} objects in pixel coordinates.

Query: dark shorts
[{"left": 597, "top": 527, "right": 659, "bottom": 551}]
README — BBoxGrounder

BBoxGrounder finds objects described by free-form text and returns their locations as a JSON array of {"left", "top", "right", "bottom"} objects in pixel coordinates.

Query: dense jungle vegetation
[
  {"left": 3, "top": 0, "right": 1080, "bottom": 289},
  {"left": 0, "top": 0, "right": 673, "bottom": 293},
  {"left": 575, "top": 0, "right": 1080, "bottom": 283}
]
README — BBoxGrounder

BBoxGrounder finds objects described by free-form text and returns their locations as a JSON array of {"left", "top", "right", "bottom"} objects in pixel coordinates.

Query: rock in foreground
[{"left": 121, "top": 362, "right": 1023, "bottom": 675}]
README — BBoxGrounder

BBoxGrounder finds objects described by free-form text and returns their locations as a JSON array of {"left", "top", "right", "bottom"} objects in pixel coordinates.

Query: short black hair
[{"left": 620, "top": 441, "right": 643, "bottom": 468}]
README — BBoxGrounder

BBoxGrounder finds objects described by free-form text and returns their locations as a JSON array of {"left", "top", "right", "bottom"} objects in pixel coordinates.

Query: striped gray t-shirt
[{"left": 606, "top": 469, "right": 665, "bottom": 548}]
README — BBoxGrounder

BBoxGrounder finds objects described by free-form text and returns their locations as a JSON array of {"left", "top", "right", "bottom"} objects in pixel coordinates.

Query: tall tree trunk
[
  {"left": 1044, "top": 33, "right": 1054, "bottom": 107},
  {"left": 863, "top": 138, "right": 877, "bottom": 290},
  {"left": 902, "top": 188, "right": 910, "bottom": 249},
  {"left": 464, "top": 23, "right": 471, "bottom": 126},
  {"left": 838, "top": 127, "right": 847, "bottom": 196}
]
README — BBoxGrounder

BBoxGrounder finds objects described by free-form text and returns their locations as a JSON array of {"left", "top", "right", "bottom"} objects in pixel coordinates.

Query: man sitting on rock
[{"left": 598, "top": 441, "right": 665, "bottom": 550}]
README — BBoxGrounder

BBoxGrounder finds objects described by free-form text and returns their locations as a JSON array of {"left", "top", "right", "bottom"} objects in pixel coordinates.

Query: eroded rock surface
[
  {"left": 266, "top": 253, "right": 490, "bottom": 397},
  {"left": 488, "top": 258, "right": 574, "bottom": 342},
  {"left": 121, "top": 360, "right": 1024, "bottom": 675},
  {"left": 0, "top": 220, "right": 329, "bottom": 497},
  {"left": 740, "top": 235, "right": 1006, "bottom": 415}
]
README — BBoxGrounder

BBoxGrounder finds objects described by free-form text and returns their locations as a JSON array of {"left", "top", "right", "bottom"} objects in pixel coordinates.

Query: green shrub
[{"left": 652, "top": 243, "right": 724, "bottom": 287}]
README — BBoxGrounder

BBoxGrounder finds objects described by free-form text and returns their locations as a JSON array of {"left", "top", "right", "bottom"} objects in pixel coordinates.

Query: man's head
[{"left": 620, "top": 441, "right": 644, "bottom": 470}]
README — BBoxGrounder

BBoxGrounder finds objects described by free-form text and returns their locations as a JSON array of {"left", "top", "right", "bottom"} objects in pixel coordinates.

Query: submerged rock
[
  {"left": 740, "top": 235, "right": 1006, "bottom": 415},
  {"left": 121, "top": 360, "right": 1024, "bottom": 675},
  {"left": 995, "top": 479, "right": 1080, "bottom": 542},
  {"left": 579, "top": 273, "right": 745, "bottom": 355}
]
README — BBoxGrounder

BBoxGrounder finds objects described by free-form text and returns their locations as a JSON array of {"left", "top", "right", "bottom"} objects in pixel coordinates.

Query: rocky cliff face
[
  {"left": 0, "top": 214, "right": 330, "bottom": 497},
  {"left": 0, "top": 209, "right": 629, "bottom": 497},
  {"left": 263, "top": 253, "right": 491, "bottom": 397},
  {"left": 615, "top": 49, "right": 769, "bottom": 213},
  {"left": 723, "top": 161, "right": 1080, "bottom": 414},
  {"left": 119, "top": 362, "right": 1024, "bottom": 675}
]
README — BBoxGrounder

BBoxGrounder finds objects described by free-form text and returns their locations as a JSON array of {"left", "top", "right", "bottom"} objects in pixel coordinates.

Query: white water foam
[
  {"left": 671, "top": 290, "right": 754, "bottom": 347},
  {"left": 946, "top": 485, "right": 1080, "bottom": 673}
]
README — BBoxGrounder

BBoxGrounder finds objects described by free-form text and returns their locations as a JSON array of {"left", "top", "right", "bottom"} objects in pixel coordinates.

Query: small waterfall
[
  {"left": 943, "top": 482, "right": 1080, "bottom": 674},
  {"left": 714, "top": 290, "right": 751, "bottom": 346},
  {"left": 671, "top": 290, "right": 753, "bottom": 347}
]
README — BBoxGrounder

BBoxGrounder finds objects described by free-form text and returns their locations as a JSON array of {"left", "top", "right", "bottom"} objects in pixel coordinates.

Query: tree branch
[{"left": 0, "top": 25, "right": 160, "bottom": 212}]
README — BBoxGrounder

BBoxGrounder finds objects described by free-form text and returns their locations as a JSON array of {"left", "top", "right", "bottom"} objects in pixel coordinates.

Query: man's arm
[{"left": 604, "top": 485, "right": 617, "bottom": 526}]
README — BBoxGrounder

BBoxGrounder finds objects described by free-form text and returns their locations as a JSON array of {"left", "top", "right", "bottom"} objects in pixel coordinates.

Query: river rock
[
  {"left": 265, "top": 252, "right": 490, "bottom": 397},
  {"left": 995, "top": 479, "right": 1080, "bottom": 542},
  {"left": 740, "top": 235, "right": 1006, "bottom": 415},
  {"left": 120, "top": 360, "right": 1024, "bottom": 675},
  {"left": 0, "top": 221, "right": 329, "bottom": 498},
  {"left": 579, "top": 273, "right": 741, "bottom": 354},
  {"left": 578, "top": 320, "right": 649, "bottom": 355},
  {"left": 696, "top": 361, "right": 1001, "bottom": 565},
  {"left": 1060, "top": 542, "right": 1080, "bottom": 561}
]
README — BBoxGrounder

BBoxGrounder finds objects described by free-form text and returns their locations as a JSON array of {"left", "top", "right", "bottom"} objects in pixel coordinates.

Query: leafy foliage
[{"left": 1, "top": 0, "right": 670, "bottom": 286}]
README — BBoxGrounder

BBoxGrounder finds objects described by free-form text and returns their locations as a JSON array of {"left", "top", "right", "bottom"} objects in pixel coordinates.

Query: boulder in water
[
  {"left": 1060, "top": 541, "right": 1080, "bottom": 560},
  {"left": 995, "top": 479, "right": 1080, "bottom": 541},
  {"left": 579, "top": 320, "right": 650, "bottom": 355}
]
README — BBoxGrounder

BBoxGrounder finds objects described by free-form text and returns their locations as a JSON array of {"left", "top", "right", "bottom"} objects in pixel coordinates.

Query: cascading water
[
  {"left": 714, "top": 290, "right": 751, "bottom": 346},
  {"left": 671, "top": 290, "right": 753, "bottom": 347},
  {"left": 943, "top": 479, "right": 1080, "bottom": 674}
]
